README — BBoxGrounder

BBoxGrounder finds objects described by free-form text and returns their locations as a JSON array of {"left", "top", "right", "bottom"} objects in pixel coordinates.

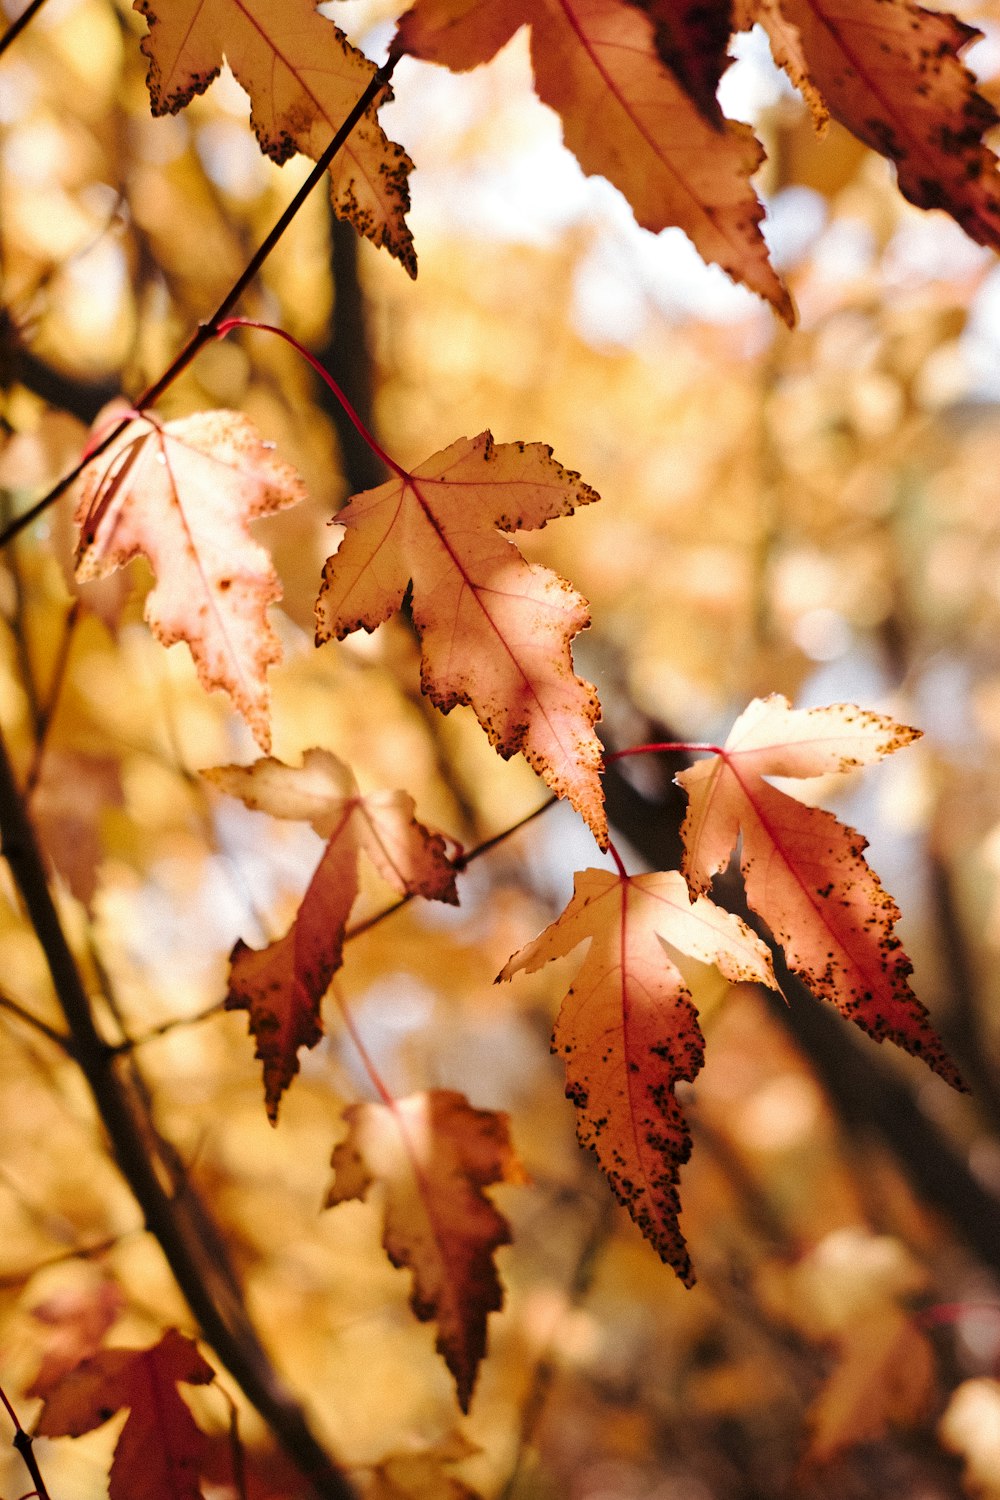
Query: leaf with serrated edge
[
  {"left": 36, "top": 1329, "right": 214, "bottom": 1500},
  {"left": 392, "top": 0, "right": 791, "bottom": 319},
  {"left": 500, "top": 868, "right": 776, "bottom": 1281},
  {"left": 747, "top": 0, "right": 1000, "bottom": 250},
  {"left": 676, "top": 695, "right": 964, "bottom": 1089},
  {"left": 316, "top": 431, "right": 606, "bottom": 845},
  {"left": 735, "top": 0, "right": 828, "bottom": 127},
  {"left": 75, "top": 410, "right": 305, "bottom": 752},
  {"left": 206, "top": 750, "right": 459, "bottom": 1121},
  {"left": 326, "top": 1089, "right": 526, "bottom": 1411},
  {"left": 134, "top": 0, "right": 415, "bottom": 274}
]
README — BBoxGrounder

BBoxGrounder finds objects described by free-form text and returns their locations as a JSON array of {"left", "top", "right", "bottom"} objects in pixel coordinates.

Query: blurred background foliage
[{"left": 6, "top": 0, "right": 1000, "bottom": 1496}]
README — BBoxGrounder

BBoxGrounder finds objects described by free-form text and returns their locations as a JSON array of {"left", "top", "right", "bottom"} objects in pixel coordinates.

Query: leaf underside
[
  {"left": 75, "top": 409, "right": 306, "bottom": 752},
  {"left": 206, "top": 750, "right": 459, "bottom": 1122},
  {"left": 135, "top": 0, "right": 416, "bottom": 274},
  {"left": 501, "top": 868, "right": 776, "bottom": 1282},
  {"left": 316, "top": 431, "right": 607, "bottom": 845},
  {"left": 677, "top": 695, "right": 964, "bottom": 1090}
]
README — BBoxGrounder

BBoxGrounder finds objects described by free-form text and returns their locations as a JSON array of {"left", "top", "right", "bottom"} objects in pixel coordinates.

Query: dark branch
[
  {"left": 0, "top": 0, "right": 49, "bottom": 60},
  {"left": 0, "top": 726, "right": 359, "bottom": 1500}
]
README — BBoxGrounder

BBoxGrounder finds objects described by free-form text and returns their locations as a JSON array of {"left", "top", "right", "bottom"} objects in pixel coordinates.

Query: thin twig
[
  {"left": 108, "top": 999, "right": 227, "bottom": 1053},
  {"left": 0, "top": 1382, "right": 53, "bottom": 1500},
  {"left": 0, "top": 989, "right": 72, "bottom": 1053},
  {"left": 216, "top": 319, "right": 406, "bottom": 479},
  {"left": 344, "top": 795, "right": 556, "bottom": 943},
  {"left": 0, "top": 0, "right": 49, "bottom": 60},
  {"left": 0, "top": 59, "right": 397, "bottom": 550}
]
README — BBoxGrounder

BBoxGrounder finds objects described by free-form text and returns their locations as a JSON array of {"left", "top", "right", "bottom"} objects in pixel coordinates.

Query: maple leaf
[
  {"left": 745, "top": 0, "right": 1000, "bottom": 251},
  {"left": 676, "top": 694, "right": 963, "bottom": 1088},
  {"left": 315, "top": 431, "right": 607, "bottom": 845},
  {"left": 35, "top": 1328, "right": 215, "bottom": 1500},
  {"left": 500, "top": 868, "right": 776, "bottom": 1281},
  {"left": 326, "top": 1089, "right": 526, "bottom": 1412},
  {"left": 390, "top": 0, "right": 792, "bottom": 320},
  {"left": 205, "top": 750, "right": 460, "bottom": 1122},
  {"left": 75, "top": 409, "right": 306, "bottom": 753},
  {"left": 134, "top": 0, "right": 415, "bottom": 274}
]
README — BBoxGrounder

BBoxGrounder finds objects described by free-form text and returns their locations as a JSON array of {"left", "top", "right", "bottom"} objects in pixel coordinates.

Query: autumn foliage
[{"left": 4, "top": 0, "right": 1000, "bottom": 1497}]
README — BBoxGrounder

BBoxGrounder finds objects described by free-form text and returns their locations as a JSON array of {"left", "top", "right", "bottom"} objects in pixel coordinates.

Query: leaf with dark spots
[
  {"left": 629, "top": 0, "right": 734, "bottom": 125},
  {"left": 677, "top": 695, "right": 964, "bottom": 1089},
  {"left": 500, "top": 868, "right": 776, "bottom": 1281},
  {"left": 316, "top": 431, "right": 607, "bottom": 844},
  {"left": 134, "top": 0, "right": 415, "bottom": 272},
  {"left": 746, "top": 0, "right": 1000, "bottom": 252}
]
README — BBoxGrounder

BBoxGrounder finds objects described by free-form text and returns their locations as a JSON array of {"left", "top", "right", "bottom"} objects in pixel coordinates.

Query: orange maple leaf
[
  {"left": 205, "top": 750, "right": 460, "bottom": 1122},
  {"left": 500, "top": 868, "right": 776, "bottom": 1281},
  {"left": 134, "top": 0, "right": 415, "bottom": 273},
  {"left": 745, "top": 0, "right": 1000, "bottom": 250},
  {"left": 315, "top": 431, "right": 607, "bottom": 845},
  {"left": 35, "top": 1329, "right": 214, "bottom": 1500},
  {"left": 676, "top": 695, "right": 963, "bottom": 1088},
  {"left": 75, "top": 409, "right": 306, "bottom": 753},
  {"left": 391, "top": 0, "right": 791, "bottom": 319},
  {"left": 326, "top": 1089, "right": 526, "bottom": 1412}
]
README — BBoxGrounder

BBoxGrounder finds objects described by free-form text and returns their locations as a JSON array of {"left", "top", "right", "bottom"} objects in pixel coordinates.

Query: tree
[{"left": 2, "top": 1, "right": 1000, "bottom": 1496}]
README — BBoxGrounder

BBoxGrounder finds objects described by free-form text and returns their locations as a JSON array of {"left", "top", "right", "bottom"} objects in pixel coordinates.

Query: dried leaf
[
  {"left": 206, "top": 750, "right": 459, "bottom": 1121},
  {"left": 134, "top": 0, "right": 415, "bottom": 273},
  {"left": 392, "top": 0, "right": 792, "bottom": 319},
  {"left": 676, "top": 695, "right": 963, "bottom": 1087},
  {"left": 761, "top": 1228, "right": 935, "bottom": 1463},
  {"left": 75, "top": 409, "right": 306, "bottom": 752},
  {"left": 36, "top": 1329, "right": 214, "bottom": 1500},
  {"left": 631, "top": 0, "right": 734, "bottom": 126},
  {"left": 750, "top": 0, "right": 1000, "bottom": 248},
  {"left": 500, "top": 868, "right": 776, "bottom": 1281},
  {"left": 327, "top": 1089, "right": 526, "bottom": 1411},
  {"left": 32, "top": 750, "right": 125, "bottom": 907},
  {"left": 315, "top": 431, "right": 606, "bottom": 844},
  {"left": 25, "top": 1273, "right": 126, "bottom": 1401},
  {"left": 364, "top": 1430, "right": 482, "bottom": 1499}
]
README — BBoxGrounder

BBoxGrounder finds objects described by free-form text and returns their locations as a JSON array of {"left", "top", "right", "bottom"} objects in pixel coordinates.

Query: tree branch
[
  {"left": 0, "top": 725, "right": 359, "bottom": 1500},
  {"left": 0, "top": 0, "right": 49, "bottom": 60}
]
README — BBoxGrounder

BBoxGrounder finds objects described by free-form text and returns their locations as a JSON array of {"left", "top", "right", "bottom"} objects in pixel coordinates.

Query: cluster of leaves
[{"left": 6, "top": 0, "right": 1000, "bottom": 1495}]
